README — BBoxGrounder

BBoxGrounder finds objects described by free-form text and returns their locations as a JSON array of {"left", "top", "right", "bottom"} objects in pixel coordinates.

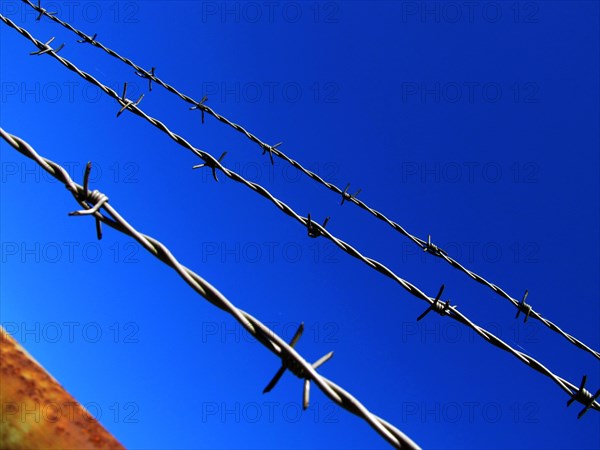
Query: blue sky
[{"left": 1, "top": 1, "right": 599, "bottom": 449}]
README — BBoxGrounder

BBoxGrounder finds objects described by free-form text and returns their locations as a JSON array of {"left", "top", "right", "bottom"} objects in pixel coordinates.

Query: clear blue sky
[{"left": 1, "top": 1, "right": 599, "bottom": 449}]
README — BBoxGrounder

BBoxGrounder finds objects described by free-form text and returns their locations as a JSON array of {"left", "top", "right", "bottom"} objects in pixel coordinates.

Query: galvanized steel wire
[
  {"left": 20, "top": 0, "right": 600, "bottom": 362},
  {"left": 1, "top": 10, "right": 598, "bottom": 435},
  {"left": 0, "top": 127, "right": 421, "bottom": 450}
]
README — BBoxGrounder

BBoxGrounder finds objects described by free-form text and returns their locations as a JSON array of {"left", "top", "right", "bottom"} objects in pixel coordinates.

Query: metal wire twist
[
  {"left": 0, "top": 127, "right": 420, "bottom": 450},
  {"left": 21, "top": 0, "right": 600, "bottom": 362},
  {"left": 2, "top": 14, "right": 598, "bottom": 418}
]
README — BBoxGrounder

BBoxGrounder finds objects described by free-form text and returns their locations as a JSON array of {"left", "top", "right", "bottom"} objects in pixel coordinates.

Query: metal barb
[
  {"left": 423, "top": 234, "right": 447, "bottom": 257},
  {"left": 189, "top": 95, "right": 208, "bottom": 124},
  {"left": 67, "top": 162, "right": 106, "bottom": 240},
  {"left": 35, "top": 0, "right": 56, "bottom": 21},
  {"left": 30, "top": 36, "right": 64, "bottom": 56},
  {"left": 135, "top": 66, "right": 156, "bottom": 92},
  {"left": 307, "top": 213, "right": 330, "bottom": 238},
  {"left": 77, "top": 32, "right": 98, "bottom": 44},
  {"left": 515, "top": 290, "right": 532, "bottom": 323},
  {"left": 192, "top": 151, "right": 227, "bottom": 182},
  {"left": 262, "top": 142, "right": 282, "bottom": 166},
  {"left": 263, "top": 323, "right": 333, "bottom": 410},
  {"left": 417, "top": 285, "right": 453, "bottom": 321},
  {"left": 566, "top": 375, "right": 600, "bottom": 419},
  {"left": 341, "top": 183, "right": 361, "bottom": 205},
  {"left": 116, "top": 83, "right": 144, "bottom": 118}
]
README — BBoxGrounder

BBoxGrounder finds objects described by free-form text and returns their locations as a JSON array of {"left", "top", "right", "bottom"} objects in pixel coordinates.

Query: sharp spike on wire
[
  {"left": 116, "top": 83, "right": 144, "bottom": 117},
  {"left": 515, "top": 290, "right": 531, "bottom": 323},
  {"left": 35, "top": 0, "right": 57, "bottom": 21},
  {"left": 77, "top": 32, "right": 98, "bottom": 44},
  {"left": 67, "top": 162, "right": 106, "bottom": 240},
  {"left": 189, "top": 95, "right": 208, "bottom": 124},
  {"left": 192, "top": 151, "right": 227, "bottom": 182}
]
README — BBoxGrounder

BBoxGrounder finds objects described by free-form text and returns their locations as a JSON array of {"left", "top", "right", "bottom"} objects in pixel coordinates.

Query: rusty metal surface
[{"left": 0, "top": 326, "right": 125, "bottom": 450}]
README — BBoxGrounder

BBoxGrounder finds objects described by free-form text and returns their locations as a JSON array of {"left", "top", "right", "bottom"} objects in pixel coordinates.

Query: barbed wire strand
[
  {"left": 20, "top": 0, "right": 600, "bottom": 361},
  {"left": 0, "top": 127, "right": 421, "bottom": 450},
  {"left": 2, "top": 15, "right": 599, "bottom": 418}
]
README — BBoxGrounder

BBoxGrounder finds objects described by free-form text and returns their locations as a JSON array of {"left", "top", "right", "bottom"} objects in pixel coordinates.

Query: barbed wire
[
  {"left": 0, "top": 127, "right": 421, "bottom": 450},
  {"left": 2, "top": 14, "right": 599, "bottom": 419},
  {"left": 20, "top": 0, "right": 600, "bottom": 361}
]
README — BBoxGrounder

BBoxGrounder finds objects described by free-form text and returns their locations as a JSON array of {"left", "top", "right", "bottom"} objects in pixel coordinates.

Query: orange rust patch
[{"left": 0, "top": 327, "right": 125, "bottom": 449}]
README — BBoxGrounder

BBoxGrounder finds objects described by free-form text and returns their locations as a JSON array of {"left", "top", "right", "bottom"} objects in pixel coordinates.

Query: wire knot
[
  {"left": 567, "top": 376, "right": 600, "bottom": 419},
  {"left": 34, "top": 0, "right": 56, "bottom": 21},
  {"left": 116, "top": 82, "right": 144, "bottom": 117},
  {"left": 189, "top": 95, "right": 208, "bottom": 124},
  {"left": 192, "top": 151, "right": 227, "bottom": 182},
  {"left": 281, "top": 354, "right": 309, "bottom": 379},
  {"left": 135, "top": 66, "right": 156, "bottom": 92},
  {"left": 68, "top": 162, "right": 107, "bottom": 240},
  {"left": 30, "top": 36, "right": 64, "bottom": 56},
  {"left": 263, "top": 323, "right": 334, "bottom": 410},
  {"left": 417, "top": 285, "right": 455, "bottom": 321},
  {"left": 262, "top": 142, "right": 282, "bottom": 165},
  {"left": 341, "top": 183, "right": 361, "bottom": 205},
  {"left": 423, "top": 234, "right": 447, "bottom": 257},
  {"left": 306, "top": 213, "right": 330, "bottom": 238},
  {"left": 515, "top": 290, "right": 532, "bottom": 323},
  {"left": 76, "top": 32, "right": 98, "bottom": 44}
]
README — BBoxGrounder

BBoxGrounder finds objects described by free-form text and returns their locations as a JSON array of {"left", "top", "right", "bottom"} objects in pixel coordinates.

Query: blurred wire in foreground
[
  {"left": 20, "top": 0, "right": 600, "bottom": 361},
  {"left": 0, "top": 326, "right": 126, "bottom": 450},
  {"left": 1, "top": 16, "right": 598, "bottom": 420},
  {"left": 0, "top": 127, "right": 420, "bottom": 450}
]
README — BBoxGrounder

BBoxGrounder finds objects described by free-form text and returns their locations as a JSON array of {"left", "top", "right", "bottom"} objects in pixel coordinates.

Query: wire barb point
[
  {"left": 423, "top": 234, "right": 447, "bottom": 257},
  {"left": 417, "top": 284, "right": 454, "bottom": 321},
  {"left": 341, "top": 183, "right": 361, "bottom": 205},
  {"left": 189, "top": 95, "right": 208, "bottom": 124},
  {"left": 116, "top": 83, "right": 144, "bottom": 118},
  {"left": 567, "top": 375, "right": 600, "bottom": 419},
  {"left": 135, "top": 66, "right": 156, "bottom": 92},
  {"left": 35, "top": 0, "right": 56, "bottom": 21},
  {"left": 307, "top": 213, "right": 330, "bottom": 238},
  {"left": 76, "top": 32, "right": 98, "bottom": 44},
  {"left": 515, "top": 290, "right": 532, "bottom": 323},
  {"left": 262, "top": 142, "right": 282, "bottom": 165},
  {"left": 263, "top": 323, "right": 333, "bottom": 410},
  {"left": 30, "top": 36, "right": 64, "bottom": 56},
  {"left": 67, "top": 162, "right": 107, "bottom": 240},
  {"left": 192, "top": 151, "right": 227, "bottom": 182}
]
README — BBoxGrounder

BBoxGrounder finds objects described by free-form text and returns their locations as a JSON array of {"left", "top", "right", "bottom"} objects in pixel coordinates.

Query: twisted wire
[
  {"left": 0, "top": 127, "right": 420, "bottom": 450},
  {"left": 21, "top": 0, "right": 600, "bottom": 361},
  {"left": 2, "top": 14, "right": 598, "bottom": 416}
]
